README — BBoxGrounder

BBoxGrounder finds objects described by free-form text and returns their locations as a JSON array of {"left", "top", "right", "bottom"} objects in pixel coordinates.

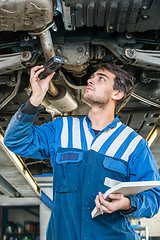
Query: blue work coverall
[{"left": 4, "top": 106, "right": 160, "bottom": 240}]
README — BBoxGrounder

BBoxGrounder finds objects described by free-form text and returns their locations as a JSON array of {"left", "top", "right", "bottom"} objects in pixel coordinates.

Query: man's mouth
[{"left": 86, "top": 86, "right": 94, "bottom": 91}]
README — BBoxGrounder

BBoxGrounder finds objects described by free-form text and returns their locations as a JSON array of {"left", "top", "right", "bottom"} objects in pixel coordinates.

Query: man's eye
[{"left": 100, "top": 77, "right": 105, "bottom": 81}]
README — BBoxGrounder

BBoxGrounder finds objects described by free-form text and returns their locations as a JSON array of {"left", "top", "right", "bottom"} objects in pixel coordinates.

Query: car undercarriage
[{"left": 0, "top": 0, "right": 160, "bottom": 174}]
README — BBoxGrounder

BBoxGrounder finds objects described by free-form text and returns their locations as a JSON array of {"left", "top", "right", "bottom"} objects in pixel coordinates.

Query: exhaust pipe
[
  {"left": 39, "top": 26, "right": 59, "bottom": 97},
  {"left": 37, "top": 24, "right": 78, "bottom": 113}
]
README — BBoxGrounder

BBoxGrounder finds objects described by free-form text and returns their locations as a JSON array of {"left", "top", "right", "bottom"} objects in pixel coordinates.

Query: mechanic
[{"left": 4, "top": 63, "right": 160, "bottom": 240}]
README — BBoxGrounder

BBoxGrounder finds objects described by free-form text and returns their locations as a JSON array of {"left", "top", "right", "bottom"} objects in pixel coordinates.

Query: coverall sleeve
[
  {"left": 4, "top": 106, "right": 61, "bottom": 159},
  {"left": 120, "top": 141, "right": 160, "bottom": 219}
]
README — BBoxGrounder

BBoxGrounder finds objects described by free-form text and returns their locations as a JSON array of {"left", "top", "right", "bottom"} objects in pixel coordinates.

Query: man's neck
[{"left": 88, "top": 105, "right": 115, "bottom": 131}]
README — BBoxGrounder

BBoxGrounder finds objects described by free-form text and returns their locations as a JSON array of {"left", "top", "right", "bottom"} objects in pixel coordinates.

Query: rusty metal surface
[
  {"left": 62, "top": 0, "right": 160, "bottom": 33},
  {"left": 0, "top": 0, "right": 54, "bottom": 31}
]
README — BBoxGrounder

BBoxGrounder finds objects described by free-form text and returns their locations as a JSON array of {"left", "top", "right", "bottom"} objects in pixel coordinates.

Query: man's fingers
[
  {"left": 98, "top": 192, "right": 106, "bottom": 204},
  {"left": 95, "top": 195, "right": 101, "bottom": 211},
  {"left": 95, "top": 192, "right": 131, "bottom": 214},
  {"left": 108, "top": 193, "right": 123, "bottom": 200},
  {"left": 30, "top": 65, "right": 44, "bottom": 79},
  {"left": 32, "top": 67, "right": 45, "bottom": 80},
  {"left": 99, "top": 192, "right": 123, "bottom": 204},
  {"left": 31, "top": 69, "right": 55, "bottom": 84},
  {"left": 101, "top": 205, "right": 113, "bottom": 214},
  {"left": 95, "top": 194, "right": 114, "bottom": 214}
]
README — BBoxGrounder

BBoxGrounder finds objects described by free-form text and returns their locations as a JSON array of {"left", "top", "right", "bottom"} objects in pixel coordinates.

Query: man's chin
[
  {"left": 83, "top": 94, "right": 106, "bottom": 106},
  {"left": 83, "top": 96, "right": 97, "bottom": 106},
  {"left": 83, "top": 94, "right": 91, "bottom": 104}
]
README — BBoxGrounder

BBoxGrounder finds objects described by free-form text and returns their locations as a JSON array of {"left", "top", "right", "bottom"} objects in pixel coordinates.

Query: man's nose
[{"left": 87, "top": 78, "right": 94, "bottom": 85}]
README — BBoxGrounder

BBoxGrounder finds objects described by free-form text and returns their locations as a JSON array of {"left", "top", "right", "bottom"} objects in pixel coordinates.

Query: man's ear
[{"left": 112, "top": 90, "right": 124, "bottom": 100}]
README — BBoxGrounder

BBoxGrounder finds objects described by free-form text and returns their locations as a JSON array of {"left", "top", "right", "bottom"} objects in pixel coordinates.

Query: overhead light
[
  {"left": 146, "top": 116, "right": 160, "bottom": 147},
  {"left": 0, "top": 134, "right": 23, "bottom": 172},
  {"left": 24, "top": 170, "right": 40, "bottom": 195},
  {"left": 147, "top": 128, "right": 159, "bottom": 147},
  {"left": 0, "top": 134, "right": 40, "bottom": 196}
]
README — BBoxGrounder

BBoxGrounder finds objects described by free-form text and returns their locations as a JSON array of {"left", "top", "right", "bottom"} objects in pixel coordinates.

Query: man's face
[{"left": 83, "top": 68, "right": 116, "bottom": 106}]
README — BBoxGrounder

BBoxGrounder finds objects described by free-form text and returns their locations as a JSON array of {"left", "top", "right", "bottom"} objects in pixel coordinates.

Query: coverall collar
[{"left": 86, "top": 115, "right": 120, "bottom": 132}]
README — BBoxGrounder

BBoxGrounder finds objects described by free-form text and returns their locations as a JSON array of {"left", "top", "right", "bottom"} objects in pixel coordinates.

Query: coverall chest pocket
[
  {"left": 55, "top": 150, "right": 83, "bottom": 193},
  {"left": 103, "top": 156, "right": 128, "bottom": 185}
]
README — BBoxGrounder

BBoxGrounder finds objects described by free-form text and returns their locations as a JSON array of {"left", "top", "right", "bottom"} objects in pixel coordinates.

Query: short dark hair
[{"left": 98, "top": 63, "right": 134, "bottom": 113}]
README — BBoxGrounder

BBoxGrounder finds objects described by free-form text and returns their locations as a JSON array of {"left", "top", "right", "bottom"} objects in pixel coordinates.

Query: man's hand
[
  {"left": 29, "top": 65, "right": 55, "bottom": 106},
  {"left": 95, "top": 192, "right": 131, "bottom": 214}
]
